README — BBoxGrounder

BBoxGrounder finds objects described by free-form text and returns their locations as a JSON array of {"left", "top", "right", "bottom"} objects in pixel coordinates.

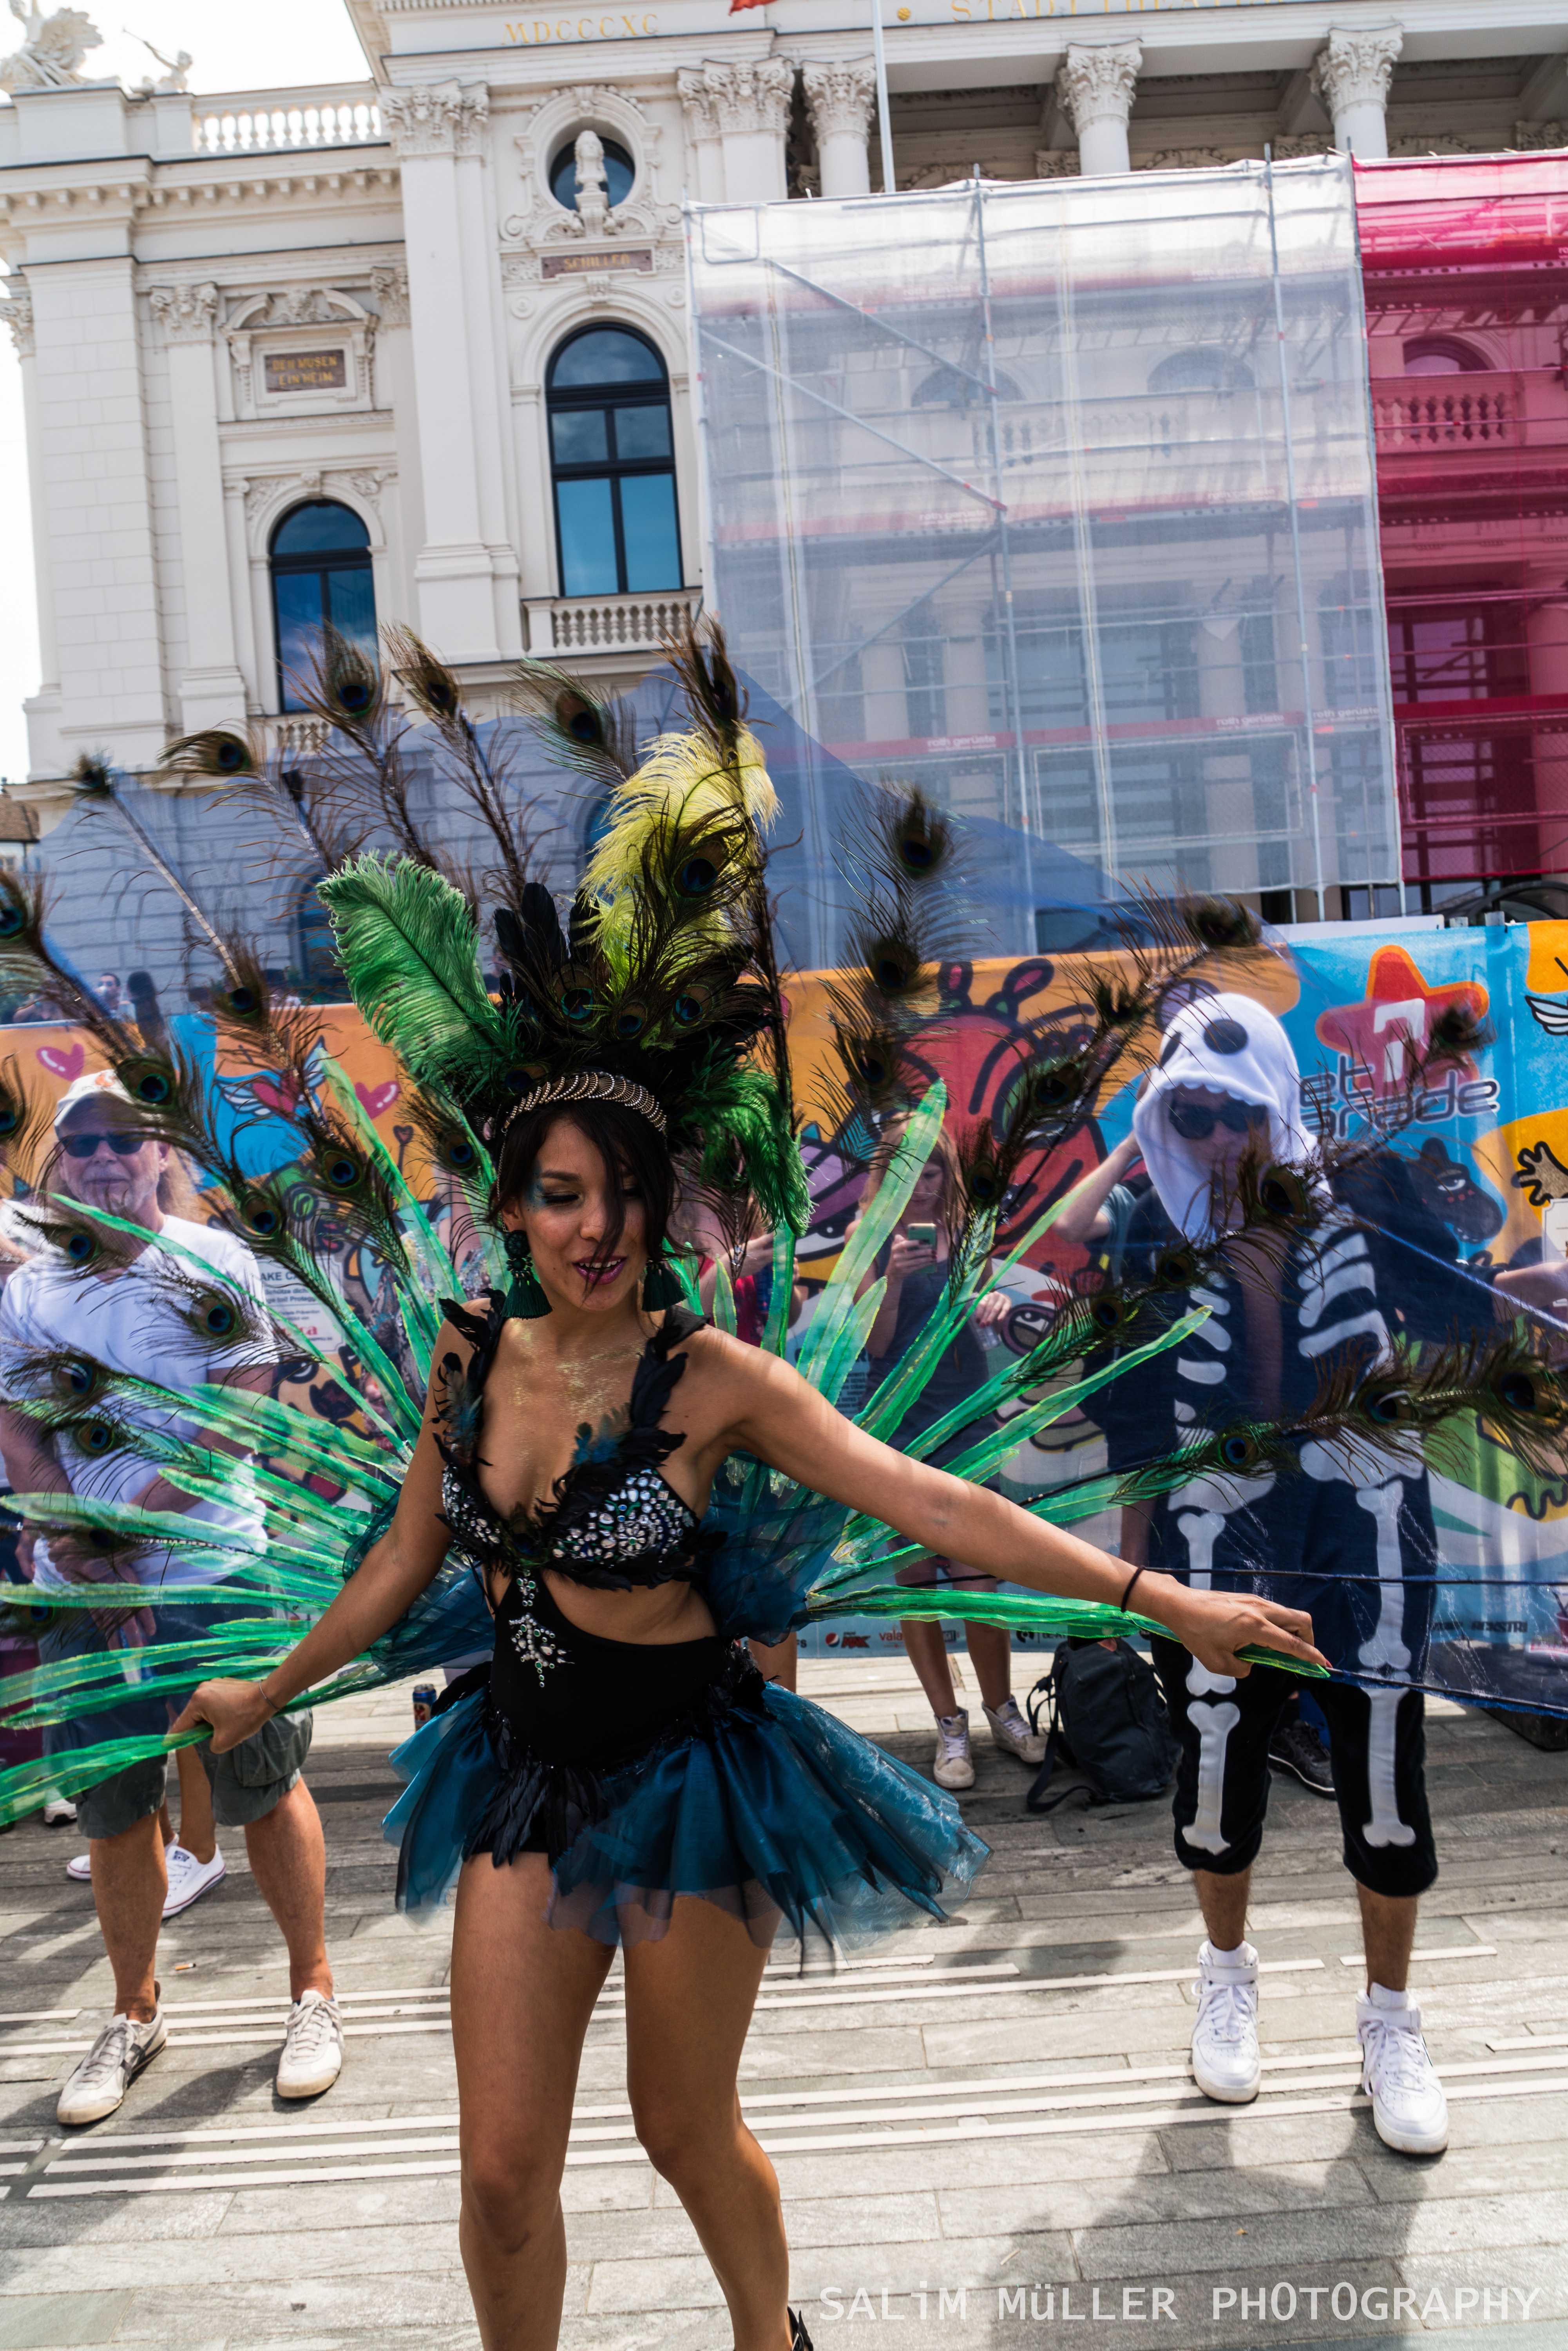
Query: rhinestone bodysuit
[{"left": 433, "top": 1297, "right": 725, "bottom": 1684}]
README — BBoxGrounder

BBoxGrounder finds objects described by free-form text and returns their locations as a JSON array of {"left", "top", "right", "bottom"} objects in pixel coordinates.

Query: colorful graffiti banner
[{"left": 4, "top": 918, "right": 1565, "bottom": 1703}]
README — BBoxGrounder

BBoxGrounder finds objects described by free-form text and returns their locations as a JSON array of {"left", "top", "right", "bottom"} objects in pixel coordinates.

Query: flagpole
[{"left": 871, "top": 0, "right": 896, "bottom": 193}]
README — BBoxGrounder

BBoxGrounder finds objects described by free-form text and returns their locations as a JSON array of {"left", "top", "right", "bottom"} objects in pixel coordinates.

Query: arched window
[
  {"left": 270, "top": 500, "right": 376, "bottom": 712},
  {"left": 1402, "top": 337, "right": 1487, "bottom": 375},
  {"left": 550, "top": 136, "right": 635, "bottom": 212},
  {"left": 547, "top": 327, "right": 681, "bottom": 598},
  {"left": 913, "top": 365, "right": 1022, "bottom": 408},
  {"left": 1148, "top": 349, "right": 1254, "bottom": 396}
]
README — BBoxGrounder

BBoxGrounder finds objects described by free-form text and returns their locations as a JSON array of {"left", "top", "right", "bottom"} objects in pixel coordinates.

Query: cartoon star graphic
[{"left": 1314, "top": 946, "right": 1488, "bottom": 1098}]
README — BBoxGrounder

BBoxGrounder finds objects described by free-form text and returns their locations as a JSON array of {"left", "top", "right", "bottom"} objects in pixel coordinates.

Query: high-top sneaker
[{"left": 1190, "top": 1938, "right": 1261, "bottom": 2103}]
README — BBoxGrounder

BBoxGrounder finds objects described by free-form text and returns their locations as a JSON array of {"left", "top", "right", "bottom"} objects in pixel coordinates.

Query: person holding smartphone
[{"left": 858, "top": 1132, "right": 1046, "bottom": 1789}]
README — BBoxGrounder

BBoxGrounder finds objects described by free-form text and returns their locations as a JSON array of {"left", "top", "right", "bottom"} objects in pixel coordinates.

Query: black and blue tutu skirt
[{"left": 383, "top": 1646, "right": 989, "bottom": 1956}]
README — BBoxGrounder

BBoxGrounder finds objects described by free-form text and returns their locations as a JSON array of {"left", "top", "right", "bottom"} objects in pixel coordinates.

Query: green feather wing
[{"left": 318, "top": 856, "right": 514, "bottom": 1101}]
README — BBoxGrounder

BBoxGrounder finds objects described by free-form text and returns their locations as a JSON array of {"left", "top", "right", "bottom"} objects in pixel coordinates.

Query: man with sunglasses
[{"left": 0, "top": 1072, "right": 343, "bottom": 2124}]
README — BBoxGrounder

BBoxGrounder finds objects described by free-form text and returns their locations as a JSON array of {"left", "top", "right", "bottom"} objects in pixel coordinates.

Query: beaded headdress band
[{"left": 500, "top": 1069, "right": 668, "bottom": 1139}]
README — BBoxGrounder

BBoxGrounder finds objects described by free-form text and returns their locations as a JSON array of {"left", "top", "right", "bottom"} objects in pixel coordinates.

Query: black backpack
[{"left": 1024, "top": 1638, "right": 1179, "bottom": 1811}]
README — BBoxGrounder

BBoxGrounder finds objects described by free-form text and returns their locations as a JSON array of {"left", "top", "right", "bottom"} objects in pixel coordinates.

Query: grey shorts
[
  {"left": 74, "top": 1712, "right": 314, "bottom": 1842},
  {"left": 196, "top": 1710, "right": 314, "bottom": 1829}
]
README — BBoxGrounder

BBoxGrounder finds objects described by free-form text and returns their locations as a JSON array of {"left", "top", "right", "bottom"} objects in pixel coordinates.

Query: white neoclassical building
[{"left": 0, "top": 0, "right": 1564, "bottom": 806}]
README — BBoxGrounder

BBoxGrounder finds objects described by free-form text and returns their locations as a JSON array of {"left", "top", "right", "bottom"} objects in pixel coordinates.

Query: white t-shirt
[{"left": 0, "top": 1215, "right": 273, "bottom": 1592}]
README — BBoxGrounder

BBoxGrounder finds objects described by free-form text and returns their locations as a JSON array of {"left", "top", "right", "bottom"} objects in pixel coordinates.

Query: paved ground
[{"left": 2, "top": 1656, "right": 1566, "bottom": 2351}]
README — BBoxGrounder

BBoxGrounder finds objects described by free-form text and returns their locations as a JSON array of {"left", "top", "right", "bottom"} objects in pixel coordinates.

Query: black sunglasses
[
  {"left": 59, "top": 1131, "right": 147, "bottom": 1161},
  {"left": 1168, "top": 1099, "right": 1267, "bottom": 1141}
]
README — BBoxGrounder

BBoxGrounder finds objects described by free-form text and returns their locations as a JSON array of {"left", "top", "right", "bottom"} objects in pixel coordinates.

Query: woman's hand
[
  {"left": 172, "top": 1677, "right": 277, "bottom": 1756},
  {"left": 1146, "top": 1578, "right": 1326, "bottom": 1681},
  {"left": 973, "top": 1289, "right": 1012, "bottom": 1329},
  {"left": 887, "top": 1232, "right": 936, "bottom": 1281}
]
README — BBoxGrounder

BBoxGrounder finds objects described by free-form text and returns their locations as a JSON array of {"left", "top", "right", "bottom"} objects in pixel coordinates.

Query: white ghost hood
[{"left": 1133, "top": 991, "right": 1318, "bottom": 1245}]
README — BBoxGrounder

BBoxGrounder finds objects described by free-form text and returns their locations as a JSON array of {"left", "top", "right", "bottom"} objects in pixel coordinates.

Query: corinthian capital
[
  {"left": 697, "top": 60, "right": 794, "bottom": 139},
  {"left": 369, "top": 262, "right": 410, "bottom": 325},
  {"left": 148, "top": 281, "right": 221, "bottom": 341},
  {"left": 454, "top": 87, "right": 490, "bottom": 157},
  {"left": 677, "top": 67, "right": 720, "bottom": 143},
  {"left": 0, "top": 283, "right": 33, "bottom": 357},
  {"left": 383, "top": 82, "right": 488, "bottom": 158},
  {"left": 1311, "top": 24, "right": 1403, "bottom": 120},
  {"left": 1055, "top": 40, "right": 1142, "bottom": 135},
  {"left": 802, "top": 60, "right": 876, "bottom": 145}
]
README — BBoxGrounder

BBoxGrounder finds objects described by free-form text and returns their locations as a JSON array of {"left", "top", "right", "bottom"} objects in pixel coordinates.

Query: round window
[{"left": 550, "top": 136, "right": 635, "bottom": 213}]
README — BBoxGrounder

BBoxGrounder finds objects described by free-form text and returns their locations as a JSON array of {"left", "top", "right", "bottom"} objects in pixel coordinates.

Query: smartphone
[{"left": 907, "top": 1222, "right": 936, "bottom": 1249}]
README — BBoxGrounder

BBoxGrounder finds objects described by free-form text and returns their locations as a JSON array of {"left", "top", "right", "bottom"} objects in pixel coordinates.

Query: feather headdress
[{"left": 316, "top": 617, "right": 806, "bottom": 1236}]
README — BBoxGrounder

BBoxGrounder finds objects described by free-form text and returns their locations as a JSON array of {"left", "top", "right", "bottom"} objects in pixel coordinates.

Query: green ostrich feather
[{"left": 319, "top": 856, "right": 516, "bottom": 1103}]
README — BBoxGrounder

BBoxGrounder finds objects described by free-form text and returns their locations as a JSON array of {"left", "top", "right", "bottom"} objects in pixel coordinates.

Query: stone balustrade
[
  {"left": 191, "top": 87, "right": 384, "bottom": 156},
  {"left": 527, "top": 591, "right": 701, "bottom": 656}
]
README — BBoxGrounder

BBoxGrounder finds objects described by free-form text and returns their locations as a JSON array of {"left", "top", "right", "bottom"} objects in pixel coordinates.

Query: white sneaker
[
  {"left": 276, "top": 1989, "right": 344, "bottom": 2099},
  {"left": 983, "top": 1695, "right": 1047, "bottom": 1766},
  {"left": 42, "top": 1794, "right": 77, "bottom": 1826},
  {"left": 161, "top": 1844, "right": 225, "bottom": 1919},
  {"left": 1358, "top": 1992, "right": 1449, "bottom": 2154},
  {"left": 932, "top": 1710, "right": 975, "bottom": 1791},
  {"left": 65, "top": 1851, "right": 91, "bottom": 1883},
  {"left": 56, "top": 2001, "right": 167, "bottom": 2126},
  {"left": 1191, "top": 1939, "right": 1262, "bottom": 2103}
]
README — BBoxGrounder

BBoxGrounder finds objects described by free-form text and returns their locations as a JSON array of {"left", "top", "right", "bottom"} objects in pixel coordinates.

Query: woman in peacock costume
[{"left": 0, "top": 622, "right": 1549, "bottom": 2351}]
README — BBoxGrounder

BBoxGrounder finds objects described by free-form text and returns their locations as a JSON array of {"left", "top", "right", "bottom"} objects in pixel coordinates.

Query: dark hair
[{"left": 489, "top": 1099, "right": 674, "bottom": 1270}]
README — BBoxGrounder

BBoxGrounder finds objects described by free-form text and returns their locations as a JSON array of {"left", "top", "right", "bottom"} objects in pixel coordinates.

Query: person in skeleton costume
[{"left": 1102, "top": 991, "right": 1474, "bottom": 2157}]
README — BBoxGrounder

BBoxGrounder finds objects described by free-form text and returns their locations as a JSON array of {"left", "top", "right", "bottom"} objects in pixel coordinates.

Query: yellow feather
[{"left": 581, "top": 726, "right": 776, "bottom": 910}]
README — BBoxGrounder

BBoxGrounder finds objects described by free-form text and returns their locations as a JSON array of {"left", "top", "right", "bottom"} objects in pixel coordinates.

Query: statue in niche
[
  {"left": 0, "top": 2, "right": 102, "bottom": 91},
  {"left": 573, "top": 127, "right": 612, "bottom": 237}
]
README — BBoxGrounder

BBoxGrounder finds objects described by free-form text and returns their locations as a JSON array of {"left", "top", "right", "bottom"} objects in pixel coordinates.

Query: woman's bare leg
[
  {"left": 900, "top": 1614, "right": 960, "bottom": 1718},
  {"left": 963, "top": 1619, "right": 1013, "bottom": 1713},
  {"left": 898, "top": 1554, "right": 959, "bottom": 1718},
  {"left": 901, "top": 1559, "right": 1013, "bottom": 1719},
  {"left": 451, "top": 1852, "right": 615, "bottom": 2351},
  {"left": 625, "top": 1897, "right": 790, "bottom": 2351}
]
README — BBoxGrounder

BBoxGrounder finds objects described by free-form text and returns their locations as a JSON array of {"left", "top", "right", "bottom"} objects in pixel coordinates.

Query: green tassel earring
[
  {"left": 641, "top": 1252, "right": 686, "bottom": 1311},
  {"left": 503, "top": 1229, "right": 552, "bottom": 1319}
]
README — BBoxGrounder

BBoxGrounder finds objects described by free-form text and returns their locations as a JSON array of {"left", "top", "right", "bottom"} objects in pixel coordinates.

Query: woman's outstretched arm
[
  {"left": 172, "top": 1319, "right": 471, "bottom": 1753},
  {"left": 714, "top": 1342, "right": 1326, "bottom": 1681}
]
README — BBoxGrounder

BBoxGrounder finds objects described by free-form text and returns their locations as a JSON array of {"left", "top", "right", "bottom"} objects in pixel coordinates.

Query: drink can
[{"left": 412, "top": 1682, "right": 438, "bottom": 1727}]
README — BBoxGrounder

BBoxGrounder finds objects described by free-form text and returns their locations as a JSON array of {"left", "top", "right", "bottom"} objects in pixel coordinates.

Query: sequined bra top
[{"left": 435, "top": 1296, "right": 725, "bottom": 1599}]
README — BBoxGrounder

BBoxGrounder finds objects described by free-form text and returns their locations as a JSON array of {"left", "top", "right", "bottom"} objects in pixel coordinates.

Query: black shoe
[
  {"left": 790, "top": 2310, "right": 815, "bottom": 2351},
  {"left": 1269, "top": 1717, "right": 1334, "bottom": 1797}
]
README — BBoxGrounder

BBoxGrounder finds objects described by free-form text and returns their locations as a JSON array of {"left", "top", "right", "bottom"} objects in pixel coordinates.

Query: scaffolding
[{"left": 689, "top": 156, "right": 1401, "bottom": 953}]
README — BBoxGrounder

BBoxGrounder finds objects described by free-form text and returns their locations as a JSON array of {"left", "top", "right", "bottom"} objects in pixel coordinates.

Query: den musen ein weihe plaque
[{"left": 264, "top": 350, "right": 347, "bottom": 393}]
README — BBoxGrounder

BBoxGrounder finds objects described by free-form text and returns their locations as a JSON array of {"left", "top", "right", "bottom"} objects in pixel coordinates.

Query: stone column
[
  {"left": 802, "top": 60, "right": 876, "bottom": 199},
  {"left": 27, "top": 256, "right": 168, "bottom": 770},
  {"left": 149, "top": 282, "right": 248, "bottom": 737},
  {"left": 370, "top": 263, "right": 424, "bottom": 567},
  {"left": 677, "top": 71, "right": 727, "bottom": 204},
  {"left": 699, "top": 61, "right": 793, "bottom": 205},
  {"left": 0, "top": 283, "right": 62, "bottom": 766},
  {"left": 449, "top": 87, "right": 523, "bottom": 658},
  {"left": 1055, "top": 40, "right": 1141, "bottom": 178},
  {"left": 1311, "top": 24, "right": 1403, "bottom": 162},
  {"left": 384, "top": 83, "right": 508, "bottom": 661}
]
